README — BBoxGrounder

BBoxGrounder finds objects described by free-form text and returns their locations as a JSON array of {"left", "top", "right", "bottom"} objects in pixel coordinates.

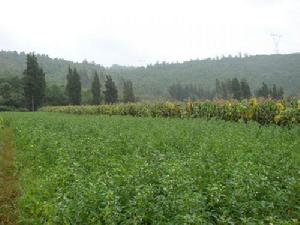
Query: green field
[{"left": 1, "top": 113, "right": 300, "bottom": 224}]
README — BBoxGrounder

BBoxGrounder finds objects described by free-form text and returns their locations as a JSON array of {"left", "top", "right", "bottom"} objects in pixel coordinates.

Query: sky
[{"left": 0, "top": 0, "right": 299, "bottom": 66}]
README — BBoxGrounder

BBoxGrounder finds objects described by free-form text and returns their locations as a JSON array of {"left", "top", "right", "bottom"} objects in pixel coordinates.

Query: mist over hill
[{"left": 0, "top": 50, "right": 299, "bottom": 99}]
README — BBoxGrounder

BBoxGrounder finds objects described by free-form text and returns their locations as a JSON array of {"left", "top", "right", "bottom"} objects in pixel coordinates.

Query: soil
[{"left": 0, "top": 128, "right": 18, "bottom": 225}]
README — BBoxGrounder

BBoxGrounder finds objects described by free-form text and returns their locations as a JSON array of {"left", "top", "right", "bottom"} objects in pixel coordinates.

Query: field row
[{"left": 41, "top": 99, "right": 300, "bottom": 125}]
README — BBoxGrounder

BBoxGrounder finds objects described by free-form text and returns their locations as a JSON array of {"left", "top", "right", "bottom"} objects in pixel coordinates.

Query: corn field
[{"left": 41, "top": 99, "right": 300, "bottom": 125}]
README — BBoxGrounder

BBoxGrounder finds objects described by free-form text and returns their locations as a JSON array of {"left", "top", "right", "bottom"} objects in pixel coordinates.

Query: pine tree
[
  {"left": 221, "top": 81, "right": 228, "bottom": 99},
  {"left": 123, "top": 79, "right": 135, "bottom": 103},
  {"left": 278, "top": 87, "right": 284, "bottom": 99},
  {"left": 168, "top": 83, "right": 183, "bottom": 101},
  {"left": 65, "top": 66, "right": 72, "bottom": 101},
  {"left": 215, "top": 79, "right": 222, "bottom": 98},
  {"left": 72, "top": 68, "right": 81, "bottom": 105},
  {"left": 232, "top": 78, "right": 242, "bottom": 100},
  {"left": 78, "top": 69, "right": 90, "bottom": 88},
  {"left": 66, "top": 66, "right": 81, "bottom": 105},
  {"left": 91, "top": 71, "right": 101, "bottom": 105},
  {"left": 23, "top": 53, "right": 46, "bottom": 111},
  {"left": 256, "top": 82, "right": 269, "bottom": 98},
  {"left": 240, "top": 78, "right": 251, "bottom": 99},
  {"left": 225, "top": 79, "right": 233, "bottom": 99},
  {"left": 271, "top": 84, "right": 278, "bottom": 99},
  {"left": 104, "top": 75, "right": 118, "bottom": 103}
]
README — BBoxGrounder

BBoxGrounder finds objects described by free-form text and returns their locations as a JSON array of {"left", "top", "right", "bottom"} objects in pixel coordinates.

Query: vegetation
[
  {"left": 256, "top": 83, "right": 284, "bottom": 99},
  {"left": 1, "top": 16, "right": 299, "bottom": 225},
  {"left": 1, "top": 51, "right": 299, "bottom": 99},
  {"left": 1, "top": 112, "right": 299, "bottom": 224},
  {"left": 168, "top": 83, "right": 213, "bottom": 101},
  {"left": 0, "top": 122, "right": 18, "bottom": 225},
  {"left": 0, "top": 66, "right": 127, "bottom": 109},
  {"left": 122, "top": 79, "right": 135, "bottom": 103},
  {"left": 104, "top": 75, "right": 118, "bottom": 104},
  {"left": 0, "top": 51, "right": 296, "bottom": 110},
  {"left": 41, "top": 99, "right": 300, "bottom": 126},
  {"left": 23, "top": 53, "right": 46, "bottom": 111},
  {"left": 91, "top": 71, "right": 101, "bottom": 105},
  {"left": 0, "top": 77, "right": 24, "bottom": 110},
  {"left": 66, "top": 67, "right": 81, "bottom": 105},
  {"left": 45, "top": 84, "right": 67, "bottom": 106}
]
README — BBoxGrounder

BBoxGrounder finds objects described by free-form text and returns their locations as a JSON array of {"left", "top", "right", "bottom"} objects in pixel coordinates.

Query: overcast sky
[{"left": 0, "top": 0, "right": 299, "bottom": 66}]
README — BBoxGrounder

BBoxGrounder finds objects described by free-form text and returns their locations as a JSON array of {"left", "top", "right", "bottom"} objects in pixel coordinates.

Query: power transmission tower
[{"left": 270, "top": 33, "right": 282, "bottom": 54}]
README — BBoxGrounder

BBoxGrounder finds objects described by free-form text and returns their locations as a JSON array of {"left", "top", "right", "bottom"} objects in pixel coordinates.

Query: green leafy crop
[{"left": 2, "top": 112, "right": 300, "bottom": 224}]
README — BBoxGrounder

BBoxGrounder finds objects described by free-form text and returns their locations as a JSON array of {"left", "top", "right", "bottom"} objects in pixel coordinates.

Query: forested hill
[{"left": 1, "top": 50, "right": 300, "bottom": 99}]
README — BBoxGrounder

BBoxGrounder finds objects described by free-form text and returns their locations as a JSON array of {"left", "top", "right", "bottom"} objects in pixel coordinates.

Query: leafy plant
[
  {"left": 41, "top": 98, "right": 300, "bottom": 125},
  {"left": 2, "top": 112, "right": 299, "bottom": 224}
]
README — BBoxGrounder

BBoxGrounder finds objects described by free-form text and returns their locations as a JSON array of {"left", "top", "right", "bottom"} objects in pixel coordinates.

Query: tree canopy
[
  {"left": 91, "top": 71, "right": 101, "bottom": 105},
  {"left": 66, "top": 67, "right": 81, "bottom": 105},
  {"left": 104, "top": 75, "right": 118, "bottom": 104},
  {"left": 23, "top": 53, "right": 46, "bottom": 111},
  {"left": 0, "top": 51, "right": 299, "bottom": 100}
]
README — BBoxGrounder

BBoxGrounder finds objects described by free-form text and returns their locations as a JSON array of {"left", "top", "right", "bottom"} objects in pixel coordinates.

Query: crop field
[
  {"left": 41, "top": 99, "right": 300, "bottom": 126},
  {"left": 0, "top": 112, "right": 300, "bottom": 224}
]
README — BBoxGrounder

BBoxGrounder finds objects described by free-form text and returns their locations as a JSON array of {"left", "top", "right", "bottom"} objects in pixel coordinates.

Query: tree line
[
  {"left": 64, "top": 66, "right": 135, "bottom": 106},
  {"left": 0, "top": 53, "right": 289, "bottom": 111},
  {"left": 168, "top": 78, "right": 284, "bottom": 101},
  {"left": 0, "top": 53, "right": 135, "bottom": 111},
  {"left": 168, "top": 83, "right": 214, "bottom": 101},
  {"left": 1, "top": 50, "right": 300, "bottom": 98}
]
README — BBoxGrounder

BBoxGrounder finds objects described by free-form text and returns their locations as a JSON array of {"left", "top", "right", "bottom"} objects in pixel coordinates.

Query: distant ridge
[{"left": 0, "top": 50, "right": 299, "bottom": 99}]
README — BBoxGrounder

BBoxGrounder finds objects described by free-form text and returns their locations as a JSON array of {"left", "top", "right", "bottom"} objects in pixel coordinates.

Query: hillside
[{"left": 0, "top": 50, "right": 299, "bottom": 99}]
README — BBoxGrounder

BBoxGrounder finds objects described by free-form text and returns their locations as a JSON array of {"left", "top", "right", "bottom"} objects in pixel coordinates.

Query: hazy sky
[{"left": 1, "top": 0, "right": 299, "bottom": 66}]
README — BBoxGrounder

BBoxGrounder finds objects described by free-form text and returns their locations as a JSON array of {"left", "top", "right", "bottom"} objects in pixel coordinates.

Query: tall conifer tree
[
  {"left": 91, "top": 71, "right": 101, "bottom": 105},
  {"left": 66, "top": 66, "right": 81, "bottom": 105},
  {"left": 256, "top": 82, "right": 269, "bottom": 98},
  {"left": 278, "top": 86, "right": 284, "bottom": 99},
  {"left": 104, "top": 75, "right": 118, "bottom": 103},
  {"left": 271, "top": 84, "right": 278, "bottom": 99},
  {"left": 122, "top": 79, "right": 135, "bottom": 103},
  {"left": 232, "top": 78, "right": 242, "bottom": 100},
  {"left": 215, "top": 79, "right": 222, "bottom": 98},
  {"left": 240, "top": 78, "right": 251, "bottom": 99},
  {"left": 23, "top": 53, "right": 46, "bottom": 111}
]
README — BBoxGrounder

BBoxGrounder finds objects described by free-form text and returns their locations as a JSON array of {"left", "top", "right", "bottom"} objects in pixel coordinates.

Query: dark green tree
[
  {"left": 256, "top": 82, "right": 269, "bottom": 98},
  {"left": 82, "top": 89, "right": 92, "bottom": 105},
  {"left": 23, "top": 53, "right": 46, "bottom": 111},
  {"left": 0, "top": 82, "right": 12, "bottom": 100},
  {"left": 168, "top": 83, "right": 184, "bottom": 101},
  {"left": 122, "top": 79, "right": 135, "bottom": 103},
  {"left": 221, "top": 81, "right": 228, "bottom": 99},
  {"left": 0, "top": 77, "right": 24, "bottom": 108},
  {"left": 45, "top": 85, "right": 67, "bottom": 106},
  {"left": 271, "top": 84, "right": 278, "bottom": 99},
  {"left": 278, "top": 86, "right": 284, "bottom": 99},
  {"left": 215, "top": 79, "right": 222, "bottom": 98},
  {"left": 104, "top": 75, "right": 118, "bottom": 103},
  {"left": 224, "top": 79, "right": 233, "bottom": 99},
  {"left": 232, "top": 78, "right": 241, "bottom": 100},
  {"left": 91, "top": 71, "right": 101, "bottom": 105},
  {"left": 240, "top": 78, "right": 251, "bottom": 99},
  {"left": 168, "top": 83, "right": 213, "bottom": 101},
  {"left": 78, "top": 69, "right": 91, "bottom": 88},
  {"left": 66, "top": 67, "right": 81, "bottom": 105}
]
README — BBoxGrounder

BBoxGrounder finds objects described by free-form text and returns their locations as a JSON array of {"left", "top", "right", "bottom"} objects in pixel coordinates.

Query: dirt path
[{"left": 0, "top": 128, "right": 18, "bottom": 225}]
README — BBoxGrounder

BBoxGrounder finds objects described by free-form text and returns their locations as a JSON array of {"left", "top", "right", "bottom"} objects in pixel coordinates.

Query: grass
[
  {"left": 0, "top": 127, "right": 18, "bottom": 225},
  {"left": 2, "top": 112, "right": 300, "bottom": 224}
]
